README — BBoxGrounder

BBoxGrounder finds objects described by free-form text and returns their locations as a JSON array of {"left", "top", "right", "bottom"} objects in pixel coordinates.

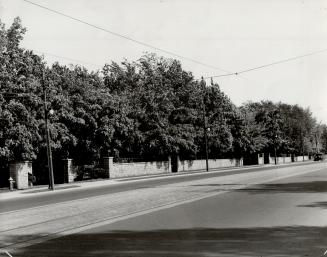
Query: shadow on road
[
  {"left": 10, "top": 226, "right": 327, "bottom": 257},
  {"left": 299, "top": 202, "right": 327, "bottom": 209},
  {"left": 192, "top": 181, "right": 327, "bottom": 194},
  {"left": 237, "top": 181, "right": 327, "bottom": 194}
]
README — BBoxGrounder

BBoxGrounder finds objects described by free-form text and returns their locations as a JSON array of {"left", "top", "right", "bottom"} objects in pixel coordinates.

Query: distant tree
[
  {"left": 242, "top": 101, "right": 283, "bottom": 155},
  {"left": 278, "top": 103, "right": 316, "bottom": 155},
  {"left": 241, "top": 101, "right": 319, "bottom": 156},
  {"left": 232, "top": 106, "right": 268, "bottom": 156},
  {"left": 202, "top": 81, "right": 234, "bottom": 157},
  {"left": 321, "top": 125, "right": 327, "bottom": 153}
]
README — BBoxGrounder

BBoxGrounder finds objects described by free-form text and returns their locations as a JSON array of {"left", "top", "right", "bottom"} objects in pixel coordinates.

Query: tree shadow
[
  {"left": 237, "top": 181, "right": 327, "bottom": 194},
  {"left": 190, "top": 181, "right": 327, "bottom": 194},
  {"left": 7, "top": 226, "right": 327, "bottom": 257},
  {"left": 298, "top": 202, "right": 327, "bottom": 209}
]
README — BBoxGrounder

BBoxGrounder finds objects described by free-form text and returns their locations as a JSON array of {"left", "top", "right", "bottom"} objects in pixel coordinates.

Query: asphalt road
[{"left": 2, "top": 161, "right": 327, "bottom": 257}]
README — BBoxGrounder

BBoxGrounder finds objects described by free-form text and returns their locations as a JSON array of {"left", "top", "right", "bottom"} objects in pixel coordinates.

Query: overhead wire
[
  {"left": 17, "top": 0, "right": 327, "bottom": 85},
  {"left": 32, "top": 50, "right": 103, "bottom": 69},
  {"left": 203, "top": 48, "right": 327, "bottom": 80},
  {"left": 21, "top": 0, "right": 230, "bottom": 74}
]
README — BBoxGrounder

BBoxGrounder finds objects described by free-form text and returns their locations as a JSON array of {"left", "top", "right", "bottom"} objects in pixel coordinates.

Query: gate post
[
  {"left": 9, "top": 161, "right": 32, "bottom": 189},
  {"left": 171, "top": 155, "right": 179, "bottom": 173},
  {"left": 63, "top": 158, "right": 75, "bottom": 183},
  {"left": 103, "top": 156, "right": 114, "bottom": 178}
]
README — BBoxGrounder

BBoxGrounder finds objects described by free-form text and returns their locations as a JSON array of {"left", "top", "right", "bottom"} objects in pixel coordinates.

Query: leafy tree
[
  {"left": 321, "top": 125, "right": 327, "bottom": 153},
  {"left": 231, "top": 106, "right": 268, "bottom": 156},
  {"left": 241, "top": 101, "right": 318, "bottom": 156},
  {"left": 278, "top": 103, "right": 316, "bottom": 155},
  {"left": 242, "top": 101, "right": 283, "bottom": 154},
  {"left": 201, "top": 81, "right": 234, "bottom": 157},
  {"left": 0, "top": 17, "right": 44, "bottom": 162}
]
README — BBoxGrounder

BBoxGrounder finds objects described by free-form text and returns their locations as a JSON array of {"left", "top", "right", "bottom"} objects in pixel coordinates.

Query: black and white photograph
[{"left": 0, "top": 0, "right": 327, "bottom": 256}]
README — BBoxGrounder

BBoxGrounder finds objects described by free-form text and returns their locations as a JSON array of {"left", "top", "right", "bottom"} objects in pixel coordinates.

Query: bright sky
[{"left": 1, "top": 0, "right": 326, "bottom": 124}]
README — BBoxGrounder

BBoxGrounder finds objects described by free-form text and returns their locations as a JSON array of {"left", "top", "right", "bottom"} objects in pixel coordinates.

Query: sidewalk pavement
[{"left": 0, "top": 160, "right": 314, "bottom": 201}]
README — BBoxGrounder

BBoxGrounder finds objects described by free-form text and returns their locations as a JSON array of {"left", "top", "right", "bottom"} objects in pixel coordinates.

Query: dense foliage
[{"left": 0, "top": 18, "right": 326, "bottom": 182}]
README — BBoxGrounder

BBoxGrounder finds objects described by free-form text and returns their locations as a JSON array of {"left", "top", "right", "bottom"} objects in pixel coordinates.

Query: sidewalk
[{"left": 0, "top": 160, "right": 315, "bottom": 201}]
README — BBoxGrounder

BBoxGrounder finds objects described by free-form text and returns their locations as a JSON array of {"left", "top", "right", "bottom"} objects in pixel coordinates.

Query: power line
[
  {"left": 17, "top": 1, "right": 327, "bottom": 84},
  {"left": 21, "top": 0, "right": 230, "bottom": 74},
  {"left": 204, "top": 48, "right": 327, "bottom": 79},
  {"left": 32, "top": 50, "right": 103, "bottom": 69}
]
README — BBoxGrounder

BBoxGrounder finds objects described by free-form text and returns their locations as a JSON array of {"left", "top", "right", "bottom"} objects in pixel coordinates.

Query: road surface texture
[{"left": 1, "top": 162, "right": 327, "bottom": 257}]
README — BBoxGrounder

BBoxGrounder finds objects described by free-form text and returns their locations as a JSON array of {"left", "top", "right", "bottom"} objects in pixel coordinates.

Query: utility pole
[
  {"left": 314, "top": 122, "right": 321, "bottom": 154},
  {"left": 42, "top": 71, "right": 55, "bottom": 190},
  {"left": 274, "top": 135, "right": 277, "bottom": 165},
  {"left": 301, "top": 128, "right": 304, "bottom": 161},
  {"left": 201, "top": 77, "right": 209, "bottom": 172}
]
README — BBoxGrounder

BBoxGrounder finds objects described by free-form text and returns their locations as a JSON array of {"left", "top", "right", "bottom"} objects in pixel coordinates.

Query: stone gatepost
[
  {"left": 63, "top": 159, "right": 75, "bottom": 183},
  {"left": 170, "top": 155, "right": 179, "bottom": 173},
  {"left": 9, "top": 161, "right": 32, "bottom": 189},
  {"left": 103, "top": 156, "right": 114, "bottom": 178},
  {"left": 258, "top": 153, "right": 264, "bottom": 165},
  {"left": 236, "top": 158, "right": 243, "bottom": 167},
  {"left": 167, "top": 156, "right": 171, "bottom": 173}
]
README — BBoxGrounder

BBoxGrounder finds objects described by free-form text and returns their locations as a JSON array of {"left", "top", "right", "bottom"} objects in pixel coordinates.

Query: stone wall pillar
[
  {"left": 9, "top": 161, "right": 32, "bottom": 189},
  {"left": 103, "top": 156, "right": 114, "bottom": 178},
  {"left": 170, "top": 155, "right": 179, "bottom": 173},
  {"left": 167, "top": 156, "right": 171, "bottom": 173},
  {"left": 63, "top": 159, "right": 75, "bottom": 183},
  {"left": 258, "top": 153, "right": 265, "bottom": 165},
  {"left": 264, "top": 153, "right": 270, "bottom": 164},
  {"left": 236, "top": 158, "right": 243, "bottom": 167}
]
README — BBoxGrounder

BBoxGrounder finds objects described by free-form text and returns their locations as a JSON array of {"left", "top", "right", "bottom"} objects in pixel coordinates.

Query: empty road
[{"left": 1, "top": 161, "right": 327, "bottom": 257}]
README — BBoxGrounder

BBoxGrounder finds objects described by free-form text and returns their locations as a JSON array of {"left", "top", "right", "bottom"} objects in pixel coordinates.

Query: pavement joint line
[{"left": 2, "top": 165, "right": 326, "bottom": 252}]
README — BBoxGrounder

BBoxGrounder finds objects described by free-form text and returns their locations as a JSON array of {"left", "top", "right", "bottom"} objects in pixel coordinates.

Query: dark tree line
[{"left": 1, "top": 18, "right": 326, "bottom": 182}]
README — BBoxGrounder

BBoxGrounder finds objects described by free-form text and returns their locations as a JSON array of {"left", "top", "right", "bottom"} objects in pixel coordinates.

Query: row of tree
[{"left": 1, "top": 18, "right": 326, "bottom": 182}]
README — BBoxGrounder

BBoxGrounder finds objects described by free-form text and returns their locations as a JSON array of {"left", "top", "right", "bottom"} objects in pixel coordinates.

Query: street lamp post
[
  {"left": 201, "top": 77, "right": 209, "bottom": 172},
  {"left": 301, "top": 131, "right": 305, "bottom": 162},
  {"left": 274, "top": 135, "right": 277, "bottom": 165},
  {"left": 42, "top": 72, "right": 55, "bottom": 190}
]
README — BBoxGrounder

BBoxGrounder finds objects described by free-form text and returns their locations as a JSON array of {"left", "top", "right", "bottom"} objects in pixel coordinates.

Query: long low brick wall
[
  {"left": 296, "top": 155, "right": 309, "bottom": 161},
  {"left": 62, "top": 154, "right": 313, "bottom": 183},
  {"left": 178, "top": 158, "right": 243, "bottom": 172},
  {"left": 276, "top": 156, "right": 292, "bottom": 163},
  {"left": 269, "top": 155, "right": 310, "bottom": 164},
  {"left": 111, "top": 161, "right": 170, "bottom": 179},
  {"left": 108, "top": 158, "right": 243, "bottom": 178}
]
